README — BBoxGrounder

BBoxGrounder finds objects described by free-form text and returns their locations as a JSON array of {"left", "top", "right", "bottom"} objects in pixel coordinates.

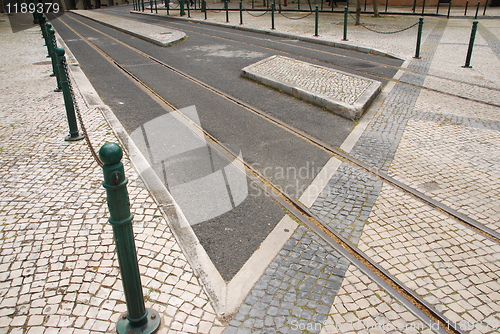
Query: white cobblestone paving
[
  {"left": 0, "top": 20, "right": 222, "bottom": 334},
  {"left": 357, "top": 183, "right": 500, "bottom": 333},
  {"left": 388, "top": 118, "right": 500, "bottom": 232},
  {"left": 322, "top": 266, "right": 433, "bottom": 334}
]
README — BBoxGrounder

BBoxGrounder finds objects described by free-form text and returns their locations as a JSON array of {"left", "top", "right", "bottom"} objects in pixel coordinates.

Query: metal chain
[
  {"left": 241, "top": 4, "right": 269, "bottom": 16},
  {"left": 279, "top": 10, "right": 313, "bottom": 20},
  {"left": 348, "top": 13, "right": 419, "bottom": 34},
  {"left": 62, "top": 58, "right": 104, "bottom": 166}
]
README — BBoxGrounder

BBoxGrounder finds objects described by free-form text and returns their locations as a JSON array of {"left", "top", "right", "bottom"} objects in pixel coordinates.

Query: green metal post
[
  {"left": 342, "top": 6, "right": 348, "bottom": 41},
  {"left": 240, "top": 1, "right": 243, "bottom": 24},
  {"left": 149, "top": 0, "right": 153, "bottom": 12},
  {"left": 54, "top": 48, "right": 84, "bottom": 141},
  {"left": 474, "top": 1, "right": 479, "bottom": 18},
  {"left": 463, "top": 20, "right": 478, "bottom": 68},
  {"left": 314, "top": 5, "right": 319, "bottom": 36},
  {"left": 271, "top": 2, "right": 275, "bottom": 29},
  {"left": 39, "top": 15, "right": 47, "bottom": 42},
  {"left": 167, "top": 0, "right": 170, "bottom": 15},
  {"left": 203, "top": 0, "right": 207, "bottom": 19},
  {"left": 414, "top": 17, "right": 423, "bottom": 59},
  {"left": 187, "top": 0, "right": 191, "bottom": 17},
  {"left": 483, "top": 0, "right": 488, "bottom": 15},
  {"left": 464, "top": 0, "right": 468, "bottom": 15},
  {"left": 99, "top": 143, "right": 161, "bottom": 334},
  {"left": 44, "top": 22, "right": 52, "bottom": 57},
  {"left": 48, "top": 29, "right": 60, "bottom": 84},
  {"left": 155, "top": 0, "right": 158, "bottom": 13},
  {"left": 180, "top": 0, "right": 185, "bottom": 16},
  {"left": 225, "top": 0, "right": 229, "bottom": 22},
  {"left": 447, "top": 0, "right": 451, "bottom": 18},
  {"left": 421, "top": 0, "right": 425, "bottom": 14}
]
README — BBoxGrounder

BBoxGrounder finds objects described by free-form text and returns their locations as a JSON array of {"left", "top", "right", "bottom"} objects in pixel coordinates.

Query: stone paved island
[{"left": 241, "top": 55, "right": 382, "bottom": 120}]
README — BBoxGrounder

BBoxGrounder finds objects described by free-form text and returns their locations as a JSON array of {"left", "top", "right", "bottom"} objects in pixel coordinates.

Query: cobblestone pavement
[
  {"left": 0, "top": 17, "right": 223, "bottom": 334},
  {"left": 1, "top": 6, "right": 500, "bottom": 334}
]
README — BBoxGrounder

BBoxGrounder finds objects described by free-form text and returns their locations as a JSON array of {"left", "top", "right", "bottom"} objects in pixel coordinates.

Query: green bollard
[
  {"left": 314, "top": 5, "right": 319, "bottom": 37},
  {"left": 99, "top": 143, "right": 161, "bottom": 334},
  {"left": 447, "top": 0, "right": 452, "bottom": 18},
  {"left": 342, "top": 6, "right": 348, "bottom": 41},
  {"left": 414, "top": 17, "right": 424, "bottom": 59},
  {"left": 39, "top": 15, "right": 47, "bottom": 41},
  {"left": 463, "top": 20, "right": 478, "bottom": 68},
  {"left": 271, "top": 3, "right": 275, "bottom": 29},
  {"left": 474, "top": 1, "right": 480, "bottom": 18},
  {"left": 180, "top": 0, "right": 185, "bottom": 16},
  {"left": 203, "top": 0, "right": 207, "bottom": 19},
  {"left": 187, "top": 0, "right": 191, "bottom": 17},
  {"left": 225, "top": 0, "right": 229, "bottom": 22},
  {"left": 464, "top": 0, "right": 468, "bottom": 15},
  {"left": 54, "top": 47, "right": 84, "bottom": 141},
  {"left": 48, "top": 29, "right": 61, "bottom": 83},
  {"left": 240, "top": 1, "right": 243, "bottom": 25},
  {"left": 44, "top": 23, "right": 52, "bottom": 57}
]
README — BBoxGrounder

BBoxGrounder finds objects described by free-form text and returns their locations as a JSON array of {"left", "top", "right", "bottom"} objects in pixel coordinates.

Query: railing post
[
  {"left": 463, "top": 20, "right": 478, "bottom": 68},
  {"left": 54, "top": 47, "right": 84, "bottom": 142},
  {"left": 314, "top": 5, "right": 319, "bottom": 36},
  {"left": 180, "top": 0, "right": 185, "bottom": 16},
  {"left": 342, "top": 6, "right": 348, "bottom": 41},
  {"left": 44, "top": 22, "right": 52, "bottom": 57},
  {"left": 48, "top": 29, "right": 61, "bottom": 87},
  {"left": 225, "top": 0, "right": 229, "bottom": 22},
  {"left": 271, "top": 2, "right": 275, "bottom": 29},
  {"left": 414, "top": 17, "right": 424, "bottom": 59},
  {"left": 474, "top": 0, "right": 480, "bottom": 18},
  {"left": 421, "top": 0, "right": 426, "bottom": 14},
  {"left": 240, "top": 1, "right": 243, "bottom": 24},
  {"left": 99, "top": 143, "right": 161, "bottom": 334}
]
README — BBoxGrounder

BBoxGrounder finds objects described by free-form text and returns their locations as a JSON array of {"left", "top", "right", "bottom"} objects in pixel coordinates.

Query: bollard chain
[
  {"left": 348, "top": 13, "right": 420, "bottom": 34},
  {"left": 61, "top": 57, "right": 104, "bottom": 166},
  {"left": 279, "top": 10, "right": 313, "bottom": 19}
]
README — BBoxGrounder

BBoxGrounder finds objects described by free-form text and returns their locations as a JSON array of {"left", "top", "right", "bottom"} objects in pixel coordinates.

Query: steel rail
[{"left": 54, "top": 14, "right": 492, "bottom": 333}]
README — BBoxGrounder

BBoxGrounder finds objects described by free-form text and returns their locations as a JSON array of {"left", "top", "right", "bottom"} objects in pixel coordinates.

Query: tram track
[
  {"left": 52, "top": 13, "right": 497, "bottom": 333},
  {"left": 57, "top": 12, "right": 500, "bottom": 243}
]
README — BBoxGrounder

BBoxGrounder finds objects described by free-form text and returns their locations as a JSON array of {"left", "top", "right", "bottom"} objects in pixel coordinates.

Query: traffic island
[{"left": 241, "top": 55, "right": 382, "bottom": 120}]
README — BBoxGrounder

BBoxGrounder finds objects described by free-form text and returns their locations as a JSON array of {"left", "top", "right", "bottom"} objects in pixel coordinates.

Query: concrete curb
[{"left": 70, "top": 9, "right": 186, "bottom": 47}]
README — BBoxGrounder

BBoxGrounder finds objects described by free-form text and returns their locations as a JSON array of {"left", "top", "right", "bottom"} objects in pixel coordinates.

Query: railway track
[{"left": 50, "top": 12, "right": 499, "bottom": 333}]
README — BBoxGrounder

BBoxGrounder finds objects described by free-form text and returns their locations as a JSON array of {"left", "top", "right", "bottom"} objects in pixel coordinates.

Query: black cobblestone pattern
[{"left": 225, "top": 226, "right": 348, "bottom": 334}]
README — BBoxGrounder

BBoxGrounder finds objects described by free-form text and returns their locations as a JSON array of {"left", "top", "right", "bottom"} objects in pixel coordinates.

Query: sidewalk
[{"left": 1, "top": 7, "right": 500, "bottom": 334}]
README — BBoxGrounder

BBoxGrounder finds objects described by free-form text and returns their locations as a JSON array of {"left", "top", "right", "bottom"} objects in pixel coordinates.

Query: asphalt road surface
[{"left": 48, "top": 8, "right": 402, "bottom": 280}]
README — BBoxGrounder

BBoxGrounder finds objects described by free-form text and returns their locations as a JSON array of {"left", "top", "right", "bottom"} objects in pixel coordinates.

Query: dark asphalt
[{"left": 48, "top": 9, "right": 401, "bottom": 280}]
